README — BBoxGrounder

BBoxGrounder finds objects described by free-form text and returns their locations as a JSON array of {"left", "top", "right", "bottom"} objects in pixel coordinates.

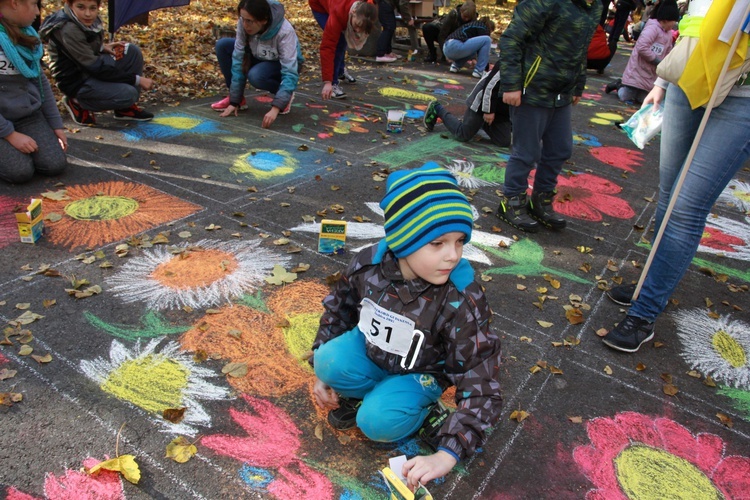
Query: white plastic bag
[{"left": 621, "top": 104, "right": 663, "bottom": 149}]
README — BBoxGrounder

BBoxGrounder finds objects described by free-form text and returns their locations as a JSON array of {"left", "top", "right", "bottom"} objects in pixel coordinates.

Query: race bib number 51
[{"left": 358, "top": 298, "right": 417, "bottom": 358}]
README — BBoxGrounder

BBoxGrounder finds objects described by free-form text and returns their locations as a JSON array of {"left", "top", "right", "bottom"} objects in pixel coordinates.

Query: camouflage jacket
[
  {"left": 500, "top": 0, "right": 601, "bottom": 107},
  {"left": 312, "top": 241, "right": 502, "bottom": 460}
]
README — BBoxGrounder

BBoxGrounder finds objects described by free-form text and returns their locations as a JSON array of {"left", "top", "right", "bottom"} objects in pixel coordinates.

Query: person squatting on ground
[
  {"left": 421, "top": 0, "right": 476, "bottom": 63},
  {"left": 497, "top": 0, "right": 600, "bottom": 233},
  {"left": 211, "top": 0, "right": 303, "bottom": 129},
  {"left": 39, "top": 0, "right": 154, "bottom": 125},
  {"left": 442, "top": 16, "right": 494, "bottom": 77},
  {"left": 310, "top": 0, "right": 377, "bottom": 99},
  {"left": 604, "top": 0, "right": 679, "bottom": 104},
  {"left": 602, "top": 0, "right": 750, "bottom": 352},
  {"left": 311, "top": 163, "right": 502, "bottom": 490},
  {"left": 587, "top": 23, "right": 613, "bottom": 74},
  {"left": 375, "top": 0, "right": 411, "bottom": 63},
  {"left": 423, "top": 62, "right": 511, "bottom": 147},
  {"left": 0, "top": 0, "right": 67, "bottom": 184}
]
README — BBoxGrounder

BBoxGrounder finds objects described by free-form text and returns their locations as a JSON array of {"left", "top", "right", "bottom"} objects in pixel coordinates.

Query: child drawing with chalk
[{"left": 310, "top": 162, "right": 502, "bottom": 489}]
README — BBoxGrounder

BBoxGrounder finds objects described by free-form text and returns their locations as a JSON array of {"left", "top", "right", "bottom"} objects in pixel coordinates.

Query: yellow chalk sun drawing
[
  {"left": 80, "top": 339, "right": 231, "bottom": 435},
  {"left": 230, "top": 149, "right": 299, "bottom": 180},
  {"left": 378, "top": 87, "right": 435, "bottom": 102},
  {"left": 107, "top": 239, "right": 289, "bottom": 310},
  {"left": 152, "top": 116, "right": 202, "bottom": 130},
  {"left": 674, "top": 309, "right": 750, "bottom": 389}
]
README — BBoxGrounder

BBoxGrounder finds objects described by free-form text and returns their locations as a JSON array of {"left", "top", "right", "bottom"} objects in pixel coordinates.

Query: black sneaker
[
  {"left": 606, "top": 284, "right": 637, "bottom": 306},
  {"left": 497, "top": 194, "right": 540, "bottom": 233},
  {"left": 423, "top": 100, "right": 439, "bottom": 131},
  {"left": 602, "top": 315, "right": 655, "bottom": 353},
  {"left": 327, "top": 397, "right": 362, "bottom": 430},
  {"left": 418, "top": 401, "right": 452, "bottom": 452},
  {"left": 339, "top": 68, "right": 356, "bottom": 84},
  {"left": 114, "top": 104, "right": 154, "bottom": 121},
  {"left": 528, "top": 190, "right": 566, "bottom": 229},
  {"left": 424, "top": 52, "right": 437, "bottom": 63},
  {"left": 62, "top": 96, "right": 96, "bottom": 125},
  {"left": 605, "top": 78, "right": 621, "bottom": 94}
]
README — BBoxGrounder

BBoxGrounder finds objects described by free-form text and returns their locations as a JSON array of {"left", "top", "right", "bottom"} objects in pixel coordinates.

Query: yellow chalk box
[
  {"left": 18, "top": 217, "right": 44, "bottom": 244},
  {"left": 14, "top": 198, "right": 43, "bottom": 223},
  {"left": 318, "top": 219, "right": 347, "bottom": 254}
]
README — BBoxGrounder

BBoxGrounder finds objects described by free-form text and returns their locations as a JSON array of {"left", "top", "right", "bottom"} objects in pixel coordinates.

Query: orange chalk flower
[{"left": 43, "top": 181, "right": 201, "bottom": 250}]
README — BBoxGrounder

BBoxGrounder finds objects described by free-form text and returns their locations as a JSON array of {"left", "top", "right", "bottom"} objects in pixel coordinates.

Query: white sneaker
[
  {"left": 376, "top": 54, "right": 398, "bottom": 63},
  {"left": 387, "top": 52, "right": 403, "bottom": 59},
  {"left": 449, "top": 63, "right": 460, "bottom": 73},
  {"left": 331, "top": 84, "right": 346, "bottom": 99},
  {"left": 339, "top": 69, "right": 356, "bottom": 84},
  {"left": 472, "top": 69, "right": 483, "bottom": 78}
]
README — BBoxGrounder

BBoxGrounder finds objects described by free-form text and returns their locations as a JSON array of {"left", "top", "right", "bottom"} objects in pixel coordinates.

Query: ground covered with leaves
[{"left": 42, "top": 0, "right": 513, "bottom": 103}]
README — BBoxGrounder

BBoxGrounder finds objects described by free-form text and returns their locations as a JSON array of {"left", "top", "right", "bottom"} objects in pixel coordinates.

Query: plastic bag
[{"left": 621, "top": 104, "right": 663, "bottom": 149}]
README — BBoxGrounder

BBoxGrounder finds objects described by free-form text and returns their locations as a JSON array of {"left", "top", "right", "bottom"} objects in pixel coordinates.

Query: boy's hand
[
  {"left": 573, "top": 96, "right": 581, "bottom": 105},
  {"left": 321, "top": 82, "right": 333, "bottom": 100},
  {"left": 220, "top": 104, "right": 239, "bottom": 117},
  {"left": 503, "top": 91, "right": 522, "bottom": 107},
  {"left": 402, "top": 451, "right": 457, "bottom": 491},
  {"left": 313, "top": 377, "right": 339, "bottom": 409},
  {"left": 483, "top": 112, "right": 495, "bottom": 125},
  {"left": 263, "top": 107, "right": 280, "bottom": 129}
]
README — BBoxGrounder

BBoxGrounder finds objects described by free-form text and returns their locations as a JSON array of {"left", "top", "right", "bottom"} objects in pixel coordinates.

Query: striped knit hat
[{"left": 379, "top": 162, "right": 473, "bottom": 258}]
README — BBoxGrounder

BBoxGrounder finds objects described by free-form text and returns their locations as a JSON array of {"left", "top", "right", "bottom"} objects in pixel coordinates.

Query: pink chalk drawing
[
  {"left": 590, "top": 146, "right": 645, "bottom": 173},
  {"left": 530, "top": 170, "right": 636, "bottom": 222},
  {"left": 202, "top": 395, "right": 334, "bottom": 499},
  {"left": 573, "top": 412, "right": 750, "bottom": 500},
  {"left": 701, "top": 226, "right": 746, "bottom": 254},
  {"left": 0, "top": 195, "right": 21, "bottom": 249},
  {"left": 0, "top": 352, "right": 8, "bottom": 364},
  {"left": 5, "top": 458, "right": 124, "bottom": 500},
  {"left": 582, "top": 92, "right": 602, "bottom": 101}
]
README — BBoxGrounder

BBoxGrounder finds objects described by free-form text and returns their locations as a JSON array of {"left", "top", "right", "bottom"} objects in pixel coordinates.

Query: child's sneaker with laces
[
  {"left": 327, "top": 397, "right": 362, "bottom": 430},
  {"left": 606, "top": 284, "right": 637, "bottom": 306},
  {"left": 602, "top": 315, "right": 655, "bottom": 353},
  {"left": 449, "top": 63, "right": 460, "bottom": 73},
  {"left": 331, "top": 84, "right": 347, "bottom": 99},
  {"left": 472, "top": 68, "right": 484, "bottom": 78},
  {"left": 423, "top": 100, "right": 440, "bottom": 131},
  {"left": 114, "top": 104, "right": 154, "bottom": 121},
  {"left": 63, "top": 96, "right": 96, "bottom": 125},
  {"left": 211, "top": 96, "right": 248, "bottom": 111},
  {"left": 339, "top": 68, "right": 356, "bottom": 84},
  {"left": 418, "top": 400, "right": 452, "bottom": 452}
]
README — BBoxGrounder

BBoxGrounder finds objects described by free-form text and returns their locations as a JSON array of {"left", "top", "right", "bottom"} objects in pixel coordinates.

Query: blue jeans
[
  {"left": 314, "top": 329, "right": 443, "bottom": 442},
  {"left": 376, "top": 0, "right": 396, "bottom": 57},
  {"left": 617, "top": 84, "right": 648, "bottom": 104},
  {"left": 442, "top": 36, "right": 491, "bottom": 72},
  {"left": 76, "top": 44, "right": 143, "bottom": 112},
  {"left": 214, "top": 37, "right": 282, "bottom": 94},
  {"left": 312, "top": 9, "right": 345, "bottom": 85},
  {"left": 629, "top": 87, "right": 750, "bottom": 321},
  {"left": 215, "top": 36, "right": 234, "bottom": 89},
  {"left": 503, "top": 103, "right": 573, "bottom": 197}
]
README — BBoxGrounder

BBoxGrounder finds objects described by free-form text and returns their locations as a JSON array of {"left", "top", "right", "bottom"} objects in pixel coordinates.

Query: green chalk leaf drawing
[
  {"left": 292, "top": 124, "right": 304, "bottom": 133},
  {"left": 473, "top": 163, "right": 505, "bottom": 184},
  {"left": 235, "top": 289, "right": 270, "bottom": 313},
  {"left": 636, "top": 240, "right": 750, "bottom": 283},
  {"left": 479, "top": 239, "right": 591, "bottom": 284},
  {"left": 85, "top": 310, "right": 190, "bottom": 341},
  {"left": 717, "top": 386, "right": 750, "bottom": 422}
]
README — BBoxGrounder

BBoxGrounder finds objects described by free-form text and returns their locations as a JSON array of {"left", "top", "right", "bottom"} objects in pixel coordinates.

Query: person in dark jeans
[
  {"left": 608, "top": 0, "right": 643, "bottom": 55},
  {"left": 376, "top": 0, "right": 412, "bottom": 63}
]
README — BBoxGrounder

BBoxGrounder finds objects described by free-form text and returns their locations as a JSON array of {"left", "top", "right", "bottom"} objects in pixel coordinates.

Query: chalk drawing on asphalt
[
  {"left": 534, "top": 170, "right": 636, "bottom": 222},
  {"left": 0, "top": 195, "right": 19, "bottom": 249},
  {"left": 590, "top": 146, "right": 645, "bottom": 173},
  {"left": 574, "top": 412, "right": 750, "bottom": 499},
  {"left": 445, "top": 159, "right": 500, "bottom": 188},
  {"left": 180, "top": 280, "right": 327, "bottom": 397},
  {"left": 41, "top": 181, "right": 201, "bottom": 250},
  {"left": 673, "top": 309, "right": 750, "bottom": 390},
  {"left": 107, "top": 239, "right": 289, "bottom": 310},
  {"left": 701, "top": 215, "right": 750, "bottom": 262},
  {"left": 718, "top": 180, "right": 750, "bottom": 215},
  {"left": 230, "top": 149, "right": 299, "bottom": 180},
  {"left": 80, "top": 338, "right": 232, "bottom": 436},
  {"left": 122, "top": 113, "right": 228, "bottom": 142}
]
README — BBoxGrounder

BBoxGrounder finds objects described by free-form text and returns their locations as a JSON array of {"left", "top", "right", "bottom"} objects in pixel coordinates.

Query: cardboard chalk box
[
  {"left": 18, "top": 217, "right": 44, "bottom": 244},
  {"left": 409, "top": 0, "right": 433, "bottom": 18},
  {"left": 318, "top": 220, "right": 347, "bottom": 254},
  {"left": 14, "top": 198, "right": 43, "bottom": 223},
  {"left": 387, "top": 110, "right": 406, "bottom": 133}
]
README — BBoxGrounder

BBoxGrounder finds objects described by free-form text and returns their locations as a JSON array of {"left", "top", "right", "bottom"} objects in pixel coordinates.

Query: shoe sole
[
  {"left": 63, "top": 101, "right": 94, "bottom": 125},
  {"left": 497, "top": 211, "right": 540, "bottom": 233},
  {"left": 113, "top": 116, "right": 153, "bottom": 122},
  {"left": 605, "top": 290, "right": 632, "bottom": 307},
  {"left": 602, "top": 331, "right": 655, "bottom": 353},
  {"left": 332, "top": 94, "right": 347, "bottom": 99},
  {"left": 528, "top": 212, "right": 567, "bottom": 230}
]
